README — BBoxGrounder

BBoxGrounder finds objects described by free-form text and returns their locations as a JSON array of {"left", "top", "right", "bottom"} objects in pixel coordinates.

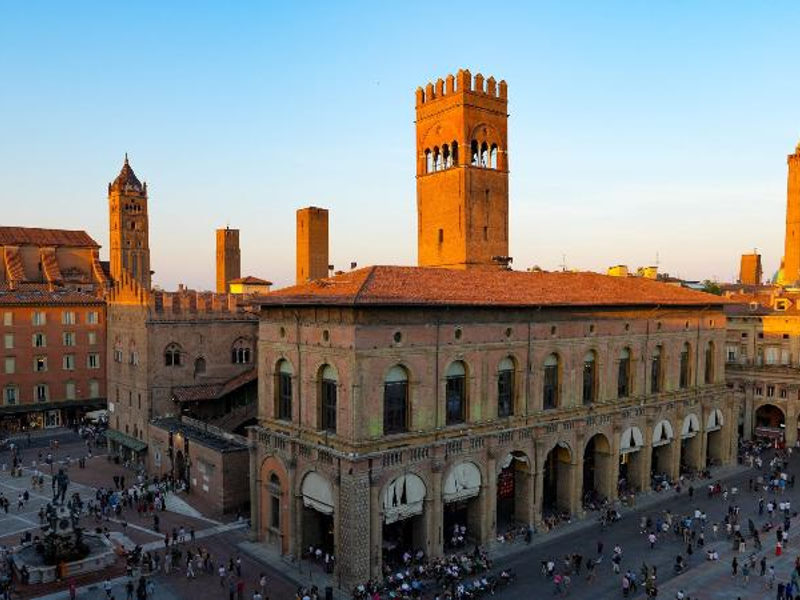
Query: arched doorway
[
  {"left": 754, "top": 404, "right": 785, "bottom": 443},
  {"left": 705, "top": 408, "right": 725, "bottom": 464},
  {"left": 680, "top": 413, "right": 702, "bottom": 474},
  {"left": 381, "top": 473, "right": 426, "bottom": 567},
  {"left": 259, "top": 457, "right": 290, "bottom": 555},
  {"left": 651, "top": 420, "right": 675, "bottom": 488},
  {"left": 496, "top": 451, "right": 531, "bottom": 534},
  {"left": 583, "top": 433, "right": 612, "bottom": 510},
  {"left": 619, "top": 427, "right": 644, "bottom": 494},
  {"left": 543, "top": 443, "right": 572, "bottom": 517},
  {"left": 443, "top": 462, "right": 482, "bottom": 549},
  {"left": 300, "top": 472, "right": 335, "bottom": 555},
  {"left": 175, "top": 450, "right": 186, "bottom": 488}
]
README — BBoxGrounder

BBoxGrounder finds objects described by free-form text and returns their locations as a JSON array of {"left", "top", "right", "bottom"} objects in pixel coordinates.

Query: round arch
[
  {"left": 682, "top": 413, "right": 701, "bottom": 438},
  {"left": 706, "top": 408, "right": 724, "bottom": 431},
  {"left": 381, "top": 472, "right": 427, "bottom": 524},
  {"left": 653, "top": 419, "right": 675, "bottom": 447},
  {"left": 443, "top": 461, "right": 482, "bottom": 503}
]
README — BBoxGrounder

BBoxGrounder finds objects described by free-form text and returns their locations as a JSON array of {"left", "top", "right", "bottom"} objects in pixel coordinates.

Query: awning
[
  {"left": 443, "top": 462, "right": 481, "bottom": 503},
  {"left": 382, "top": 474, "right": 426, "bottom": 524},
  {"left": 301, "top": 472, "right": 334, "bottom": 515},
  {"left": 681, "top": 414, "right": 700, "bottom": 439},
  {"left": 105, "top": 429, "right": 147, "bottom": 453},
  {"left": 620, "top": 426, "right": 644, "bottom": 454},
  {"left": 755, "top": 426, "right": 783, "bottom": 440},
  {"left": 706, "top": 408, "right": 724, "bottom": 432},
  {"left": 652, "top": 420, "right": 674, "bottom": 448}
]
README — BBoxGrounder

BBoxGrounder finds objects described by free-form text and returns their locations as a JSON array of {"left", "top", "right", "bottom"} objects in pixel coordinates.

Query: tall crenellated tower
[
  {"left": 216, "top": 227, "right": 241, "bottom": 293},
  {"left": 109, "top": 155, "right": 151, "bottom": 290},
  {"left": 780, "top": 143, "right": 800, "bottom": 286},
  {"left": 415, "top": 69, "right": 509, "bottom": 269},
  {"left": 296, "top": 207, "right": 329, "bottom": 284}
]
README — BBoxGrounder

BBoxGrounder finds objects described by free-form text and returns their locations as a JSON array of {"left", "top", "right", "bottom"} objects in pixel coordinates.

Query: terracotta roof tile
[
  {"left": 261, "top": 266, "right": 730, "bottom": 308},
  {"left": 172, "top": 368, "right": 257, "bottom": 403},
  {"left": 0, "top": 227, "right": 99, "bottom": 248},
  {"left": 0, "top": 288, "right": 103, "bottom": 306},
  {"left": 229, "top": 276, "right": 272, "bottom": 285}
]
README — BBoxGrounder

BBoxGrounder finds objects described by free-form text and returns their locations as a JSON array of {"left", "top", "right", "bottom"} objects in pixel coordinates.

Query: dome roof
[{"left": 111, "top": 154, "right": 143, "bottom": 193}]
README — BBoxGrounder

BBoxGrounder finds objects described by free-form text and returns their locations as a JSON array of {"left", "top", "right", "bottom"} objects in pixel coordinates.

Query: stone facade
[
  {"left": 296, "top": 207, "right": 328, "bottom": 284},
  {"left": 108, "top": 156, "right": 151, "bottom": 291},
  {"left": 739, "top": 253, "right": 762, "bottom": 286},
  {"left": 216, "top": 228, "right": 241, "bottom": 293},
  {"left": 416, "top": 70, "right": 509, "bottom": 269}
]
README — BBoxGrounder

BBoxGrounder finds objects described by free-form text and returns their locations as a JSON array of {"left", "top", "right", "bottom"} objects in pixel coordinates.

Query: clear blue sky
[{"left": 1, "top": 2, "right": 798, "bottom": 289}]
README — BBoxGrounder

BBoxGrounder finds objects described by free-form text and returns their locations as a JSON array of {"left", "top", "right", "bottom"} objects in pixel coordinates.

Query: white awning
[
  {"left": 301, "top": 472, "right": 334, "bottom": 515},
  {"left": 681, "top": 413, "right": 700, "bottom": 439},
  {"left": 706, "top": 408, "right": 724, "bottom": 432},
  {"left": 443, "top": 462, "right": 482, "bottom": 503},
  {"left": 498, "top": 452, "right": 529, "bottom": 472},
  {"left": 620, "top": 426, "right": 644, "bottom": 454},
  {"left": 653, "top": 420, "right": 674, "bottom": 447},
  {"left": 382, "top": 473, "right": 426, "bottom": 524}
]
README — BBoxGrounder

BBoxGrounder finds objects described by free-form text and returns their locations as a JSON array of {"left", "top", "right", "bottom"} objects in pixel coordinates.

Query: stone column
[
  {"left": 533, "top": 441, "right": 544, "bottom": 528},
  {"left": 639, "top": 420, "right": 654, "bottom": 493},
  {"left": 743, "top": 387, "right": 754, "bottom": 441},
  {"left": 369, "top": 478, "right": 382, "bottom": 579},
  {"left": 786, "top": 401, "right": 798, "bottom": 447},
  {"left": 248, "top": 435, "right": 260, "bottom": 542},
  {"left": 483, "top": 455, "right": 497, "bottom": 542},
  {"left": 569, "top": 451, "right": 584, "bottom": 517},
  {"left": 428, "top": 462, "right": 444, "bottom": 558},
  {"left": 607, "top": 428, "right": 621, "bottom": 502},
  {"left": 337, "top": 468, "right": 371, "bottom": 587}
]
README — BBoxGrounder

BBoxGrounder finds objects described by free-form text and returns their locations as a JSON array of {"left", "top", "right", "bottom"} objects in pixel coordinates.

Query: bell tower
[
  {"left": 780, "top": 143, "right": 800, "bottom": 286},
  {"left": 415, "top": 69, "right": 509, "bottom": 269},
  {"left": 108, "top": 155, "right": 151, "bottom": 290}
]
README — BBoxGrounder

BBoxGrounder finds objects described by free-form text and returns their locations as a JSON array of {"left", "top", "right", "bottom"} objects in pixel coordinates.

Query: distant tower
[
  {"left": 780, "top": 143, "right": 800, "bottom": 286},
  {"left": 296, "top": 207, "right": 329, "bottom": 284},
  {"left": 216, "top": 227, "right": 241, "bottom": 293},
  {"left": 739, "top": 252, "right": 762, "bottom": 286},
  {"left": 109, "top": 155, "right": 151, "bottom": 290},
  {"left": 415, "top": 69, "right": 509, "bottom": 269}
]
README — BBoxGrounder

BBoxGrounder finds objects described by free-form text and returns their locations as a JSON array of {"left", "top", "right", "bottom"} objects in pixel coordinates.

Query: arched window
[
  {"left": 433, "top": 146, "right": 442, "bottom": 171},
  {"left": 650, "top": 345, "right": 663, "bottom": 393},
  {"left": 582, "top": 351, "right": 597, "bottom": 405},
  {"left": 451, "top": 141, "right": 459, "bottom": 165},
  {"left": 319, "top": 365, "right": 337, "bottom": 433},
  {"left": 704, "top": 341, "right": 714, "bottom": 384},
  {"left": 193, "top": 357, "right": 206, "bottom": 377},
  {"left": 471, "top": 140, "right": 479, "bottom": 166},
  {"left": 231, "top": 339, "right": 251, "bottom": 364},
  {"left": 679, "top": 342, "right": 691, "bottom": 389},
  {"left": 443, "top": 144, "right": 451, "bottom": 168},
  {"left": 276, "top": 360, "right": 293, "bottom": 421},
  {"left": 497, "top": 357, "right": 515, "bottom": 418},
  {"left": 425, "top": 149, "right": 432, "bottom": 174},
  {"left": 164, "top": 343, "right": 182, "bottom": 367},
  {"left": 445, "top": 361, "right": 467, "bottom": 425},
  {"left": 480, "top": 142, "right": 488, "bottom": 167},
  {"left": 618, "top": 348, "right": 631, "bottom": 398},
  {"left": 489, "top": 144, "right": 498, "bottom": 169},
  {"left": 383, "top": 365, "right": 409, "bottom": 434},
  {"left": 543, "top": 354, "right": 559, "bottom": 410}
]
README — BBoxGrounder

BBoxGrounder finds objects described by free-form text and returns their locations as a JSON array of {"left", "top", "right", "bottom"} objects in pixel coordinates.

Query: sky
[{"left": 1, "top": 2, "right": 799, "bottom": 290}]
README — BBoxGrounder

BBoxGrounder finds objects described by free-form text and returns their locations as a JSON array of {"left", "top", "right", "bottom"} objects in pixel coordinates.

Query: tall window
[
  {"left": 88, "top": 380, "right": 99, "bottom": 398},
  {"left": 543, "top": 354, "right": 559, "bottom": 410},
  {"left": 276, "top": 360, "right": 293, "bottom": 421},
  {"left": 704, "top": 342, "right": 714, "bottom": 384},
  {"left": 651, "top": 346, "right": 663, "bottom": 393},
  {"left": 383, "top": 365, "right": 409, "bottom": 434},
  {"left": 87, "top": 353, "right": 100, "bottom": 369},
  {"left": 32, "top": 333, "right": 46, "bottom": 347},
  {"left": 62, "top": 355, "right": 75, "bottom": 371},
  {"left": 35, "top": 384, "right": 48, "bottom": 402},
  {"left": 445, "top": 361, "right": 467, "bottom": 425},
  {"left": 86, "top": 311, "right": 99, "bottom": 324},
  {"left": 320, "top": 365, "right": 337, "bottom": 433},
  {"left": 31, "top": 312, "right": 46, "bottom": 326},
  {"left": 193, "top": 357, "right": 206, "bottom": 376},
  {"left": 61, "top": 311, "right": 76, "bottom": 325},
  {"left": 164, "top": 343, "right": 182, "bottom": 367},
  {"left": 618, "top": 348, "right": 631, "bottom": 398},
  {"left": 497, "top": 357, "right": 515, "bottom": 418},
  {"left": 582, "top": 351, "right": 597, "bottom": 405},
  {"left": 63, "top": 332, "right": 75, "bottom": 347},
  {"left": 4, "top": 386, "right": 17, "bottom": 405},
  {"left": 679, "top": 343, "right": 691, "bottom": 389},
  {"left": 231, "top": 339, "right": 251, "bottom": 364}
]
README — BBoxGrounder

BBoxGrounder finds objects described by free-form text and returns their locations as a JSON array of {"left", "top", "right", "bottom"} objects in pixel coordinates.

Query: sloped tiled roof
[
  {"left": 0, "top": 288, "right": 103, "bottom": 306},
  {"left": 172, "top": 368, "right": 257, "bottom": 403},
  {"left": 0, "top": 227, "right": 99, "bottom": 248},
  {"left": 259, "top": 266, "right": 730, "bottom": 308},
  {"left": 230, "top": 276, "right": 272, "bottom": 285}
]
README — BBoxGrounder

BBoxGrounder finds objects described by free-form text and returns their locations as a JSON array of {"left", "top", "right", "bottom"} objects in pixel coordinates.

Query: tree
[{"left": 702, "top": 280, "right": 723, "bottom": 295}]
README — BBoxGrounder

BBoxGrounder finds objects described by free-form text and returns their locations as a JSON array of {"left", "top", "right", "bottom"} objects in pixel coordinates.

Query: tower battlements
[
  {"left": 789, "top": 144, "right": 800, "bottom": 164},
  {"left": 415, "top": 69, "right": 507, "bottom": 107}
]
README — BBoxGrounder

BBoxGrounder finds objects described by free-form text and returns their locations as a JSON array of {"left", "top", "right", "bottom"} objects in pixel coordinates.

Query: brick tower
[
  {"left": 216, "top": 227, "right": 241, "bottom": 293},
  {"left": 109, "top": 154, "right": 151, "bottom": 290},
  {"left": 415, "top": 69, "right": 509, "bottom": 269},
  {"left": 296, "top": 207, "right": 329, "bottom": 284},
  {"left": 780, "top": 143, "right": 800, "bottom": 286}
]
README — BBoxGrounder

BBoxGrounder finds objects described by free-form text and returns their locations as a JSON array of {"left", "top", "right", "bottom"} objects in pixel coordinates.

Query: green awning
[{"left": 105, "top": 429, "right": 147, "bottom": 452}]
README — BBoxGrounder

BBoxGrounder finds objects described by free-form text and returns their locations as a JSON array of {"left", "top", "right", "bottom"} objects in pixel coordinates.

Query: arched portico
[
  {"left": 582, "top": 433, "right": 612, "bottom": 509},
  {"left": 651, "top": 420, "right": 677, "bottom": 486},
  {"left": 442, "top": 462, "right": 482, "bottom": 549},
  {"left": 299, "top": 471, "right": 335, "bottom": 555},
  {"left": 754, "top": 403, "right": 785, "bottom": 442},
  {"left": 680, "top": 413, "right": 703, "bottom": 474},
  {"left": 542, "top": 443, "right": 573, "bottom": 517},
  {"left": 381, "top": 473, "right": 427, "bottom": 567},
  {"left": 618, "top": 426, "right": 645, "bottom": 493},
  {"left": 705, "top": 408, "right": 725, "bottom": 464},
  {"left": 496, "top": 451, "right": 531, "bottom": 534}
]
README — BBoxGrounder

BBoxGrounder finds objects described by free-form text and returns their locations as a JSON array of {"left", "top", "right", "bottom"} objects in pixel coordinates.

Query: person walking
[
  {"left": 731, "top": 556, "right": 738, "bottom": 577},
  {"left": 648, "top": 532, "right": 657, "bottom": 550}
]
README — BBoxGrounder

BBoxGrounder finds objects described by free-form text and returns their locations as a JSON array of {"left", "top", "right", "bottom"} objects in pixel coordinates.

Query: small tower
[
  {"left": 739, "top": 252, "right": 762, "bottom": 286},
  {"left": 415, "top": 69, "right": 509, "bottom": 269},
  {"left": 780, "top": 143, "right": 800, "bottom": 286},
  {"left": 296, "top": 207, "right": 329, "bottom": 284},
  {"left": 216, "top": 227, "right": 241, "bottom": 293},
  {"left": 108, "top": 155, "right": 151, "bottom": 290}
]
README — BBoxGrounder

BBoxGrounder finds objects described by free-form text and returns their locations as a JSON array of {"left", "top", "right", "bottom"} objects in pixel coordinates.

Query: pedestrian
[
  {"left": 104, "top": 577, "right": 113, "bottom": 599},
  {"left": 742, "top": 563, "right": 750, "bottom": 585},
  {"left": 69, "top": 579, "right": 77, "bottom": 600},
  {"left": 229, "top": 579, "right": 236, "bottom": 600},
  {"left": 146, "top": 579, "right": 155, "bottom": 599},
  {"left": 259, "top": 573, "right": 267, "bottom": 598},
  {"left": 125, "top": 579, "right": 134, "bottom": 600},
  {"left": 219, "top": 564, "right": 227, "bottom": 587},
  {"left": 760, "top": 556, "right": 767, "bottom": 577},
  {"left": 236, "top": 555, "right": 242, "bottom": 577},
  {"left": 237, "top": 578, "right": 245, "bottom": 600},
  {"left": 186, "top": 556, "right": 195, "bottom": 579},
  {"left": 732, "top": 556, "right": 738, "bottom": 577}
]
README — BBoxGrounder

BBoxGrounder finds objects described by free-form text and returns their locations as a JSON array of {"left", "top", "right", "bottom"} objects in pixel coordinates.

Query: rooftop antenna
[
  {"left": 559, "top": 253, "right": 568, "bottom": 272},
  {"left": 655, "top": 251, "right": 660, "bottom": 267}
]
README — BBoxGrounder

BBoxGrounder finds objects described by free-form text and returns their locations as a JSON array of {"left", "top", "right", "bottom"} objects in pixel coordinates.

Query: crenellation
[
  {"left": 445, "top": 73, "right": 455, "bottom": 94},
  {"left": 416, "top": 69, "right": 508, "bottom": 105},
  {"left": 486, "top": 76, "right": 496, "bottom": 96},
  {"left": 424, "top": 82, "right": 434, "bottom": 102},
  {"left": 474, "top": 72, "right": 484, "bottom": 94},
  {"left": 435, "top": 77, "right": 444, "bottom": 98}
]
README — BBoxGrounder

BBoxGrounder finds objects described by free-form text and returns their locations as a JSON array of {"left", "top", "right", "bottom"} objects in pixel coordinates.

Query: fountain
[{"left": 13, "top": 469, "right": 116, "bottom": 584}]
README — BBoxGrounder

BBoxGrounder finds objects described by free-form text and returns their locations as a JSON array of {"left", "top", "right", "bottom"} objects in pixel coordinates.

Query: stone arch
[
  {"left": 298, "top": 470, "right": 335, "bottom": 554},
  {"left": 651, "top": 419, "right": 677, "bottom": 484},
  {"left": 680, "top": 413, "right": 703, "bottom": 474},
  {"left": 442, "top": 461, "right": 484, "bottom": 548},
  {"left": 706, "top": 408, "right": 724, "bottom": 430},
  {"left": 619, "top": 425, "right": 645, "bottom": 493},
  {"left": 754, "top": 403, "right": 785, "bottom": 440},
  {"left": 259, "top": 455, "right": 291, "bottom": 554},
  {"left": 496, "top": 450, "right": 532, "bottom": 533},
  {"left": 381, "top": 472, "right": 427, "bottom": 524},
  {"left": 542, "top": 441, "right": 573, "bottom": 516},
  {"left": 706, "top": 407, "right": 726, "bottom": 465},
  {"left": 682, "top": 413, "right": 701, "bottom": 438},
  {"left": 583, "top": 432, "right": 612, "bottom": 506}
]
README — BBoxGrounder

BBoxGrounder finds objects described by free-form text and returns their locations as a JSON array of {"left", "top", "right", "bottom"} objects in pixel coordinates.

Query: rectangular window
[
  {"left": 278, "top": 372, "right": 292, "bottom": 421},
  {"left": 726, "top": 345, "right": 737, "bottom": 362},
  {"left": 32, "top": 333, "right": 46, "bottom": 347},
  {"left": 4, "top": 386, "right": 17, "bottom": 405},
  {"left": 781, "top": 388, "right": 788, "bottom": 399},
  {"left": 35, "top": 384, "right": 48, "bottom": 402},
  {"left": 651, "top": 355, "right": 662, "bottom": 393},
  {"left": 86, "top": 311, "right": 99, "bottom": 325},
  {"left": 755, "top": 386, "right": 763, "bottom": 396},
  {"left": 62, "top": 355, "right": 75, "bottom": 370},
  {"left": 445, "top": 376, "right": 466, "bottom": 424},
  {"left": 31, "top": 312, "right": 46, "bottom": 326},
  {"left": 2, "top": 312, "right": 11, "bottom": 326},
  {"left": 320, "top": 380, "right": 337, "bottom": 432},
  {"left": 765, "top": 347, "right": 779, "bottom": 365},
  {"left": 270, "top": 496, "right": 280, "bottom": 529},
  {"left": 87, "top": 332, "right": 97, "bottom": 346},
  {"left": 34, "top": 357, "right": 47, "bottom": 372},
  {"left": 741, "top": 332, "right": 748, "bottom": 338},
  {"left": 781, "top": 349, "right": 791, "bottom": 365},
  {"left": 65, "top": 382, "right": 76, "bottom": 400},
  {"left": 4, "top": 357, "right": 15, "bottom": 374},
  {"left": 679, "top": 350, "right": 690, "bottom": 388},
  {"left": 61, "top": 311, "right": 75, "bottom": 325},
  {"left": 543, "top": 365, "right": 558, "bottom": 409},
  {"left": 87, "top": 353, "right": 100, "bottom": 369},
  {"left": 88, "top": 380, "right": 99, "bottom": 398},
  {"left": 63, "top": 332, "right": 75, "bottom": 347},
  {"left": 497, "top": 370, "right": 514, "bottom": 418},
  {"left": 767, "top": 385, "right": 775, "bottom": 398},
  {"left": 618, "top": 358, "right": 630, "bottom": 398},
  {"left": 383, "top": 381, "right": 408, "bottom": 434},
  {"left": 3, "top": 334, "right": 12, "bottom": 350}
]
